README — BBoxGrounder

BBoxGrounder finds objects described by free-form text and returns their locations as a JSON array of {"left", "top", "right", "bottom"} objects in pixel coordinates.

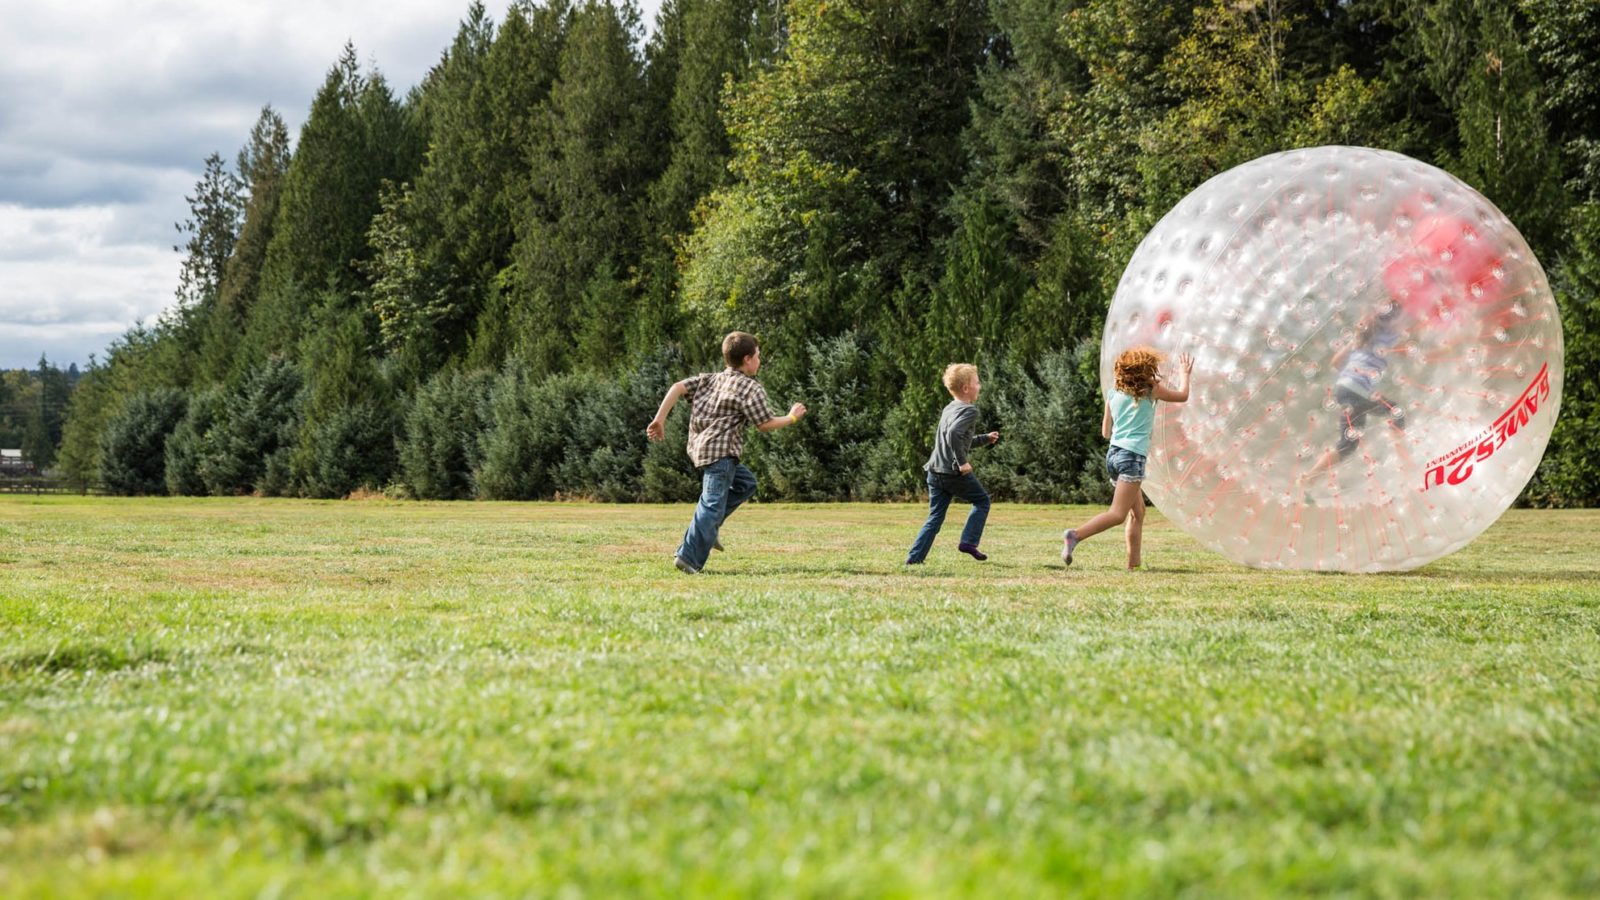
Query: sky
[{"left": 0, "top": 0, "right": 663, "bottom": 371}]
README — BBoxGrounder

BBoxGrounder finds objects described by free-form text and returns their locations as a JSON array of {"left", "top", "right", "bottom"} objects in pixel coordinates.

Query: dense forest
[{"left": 45, "top": 0, "right": 1600, "bottom": 505}]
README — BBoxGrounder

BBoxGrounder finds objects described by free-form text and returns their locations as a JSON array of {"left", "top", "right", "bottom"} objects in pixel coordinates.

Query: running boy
[
  {"left": 905, "top": 363, "right": 1000, "bottom": 564},
  {"left": 646, "top": 332, "right": 807, "bottom": 575},
  {"left": 1062, "top": 348, "right": 1193, "bottom": 569}
]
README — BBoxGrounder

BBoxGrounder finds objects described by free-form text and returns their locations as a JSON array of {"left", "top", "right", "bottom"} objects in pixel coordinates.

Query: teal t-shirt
[{"left": 1108, "top": 390, "right": 1156, "bottom": 457}]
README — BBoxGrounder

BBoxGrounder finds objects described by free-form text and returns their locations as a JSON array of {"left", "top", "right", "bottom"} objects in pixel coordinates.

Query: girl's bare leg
[
  {"left": 1073, "top": 480, "right": 1144, "bottom": 541},
  {"left": 1126, "top": 487, "right": 1146, "bottom": 568}
]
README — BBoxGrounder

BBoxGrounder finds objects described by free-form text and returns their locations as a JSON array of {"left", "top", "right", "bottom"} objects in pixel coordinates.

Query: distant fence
[{"left": 0, "top": 476, "right": 97, "bottom": 495}]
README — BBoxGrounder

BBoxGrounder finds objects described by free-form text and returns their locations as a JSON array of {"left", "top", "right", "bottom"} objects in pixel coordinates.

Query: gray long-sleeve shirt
[{"left": 924, "top": 400, "right": 994, "bottom": 474}]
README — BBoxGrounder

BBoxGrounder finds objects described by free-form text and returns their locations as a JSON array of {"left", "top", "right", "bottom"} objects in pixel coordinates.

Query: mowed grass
[{"left": 1, "top": 496, "right": 1598, "bottom": 897}]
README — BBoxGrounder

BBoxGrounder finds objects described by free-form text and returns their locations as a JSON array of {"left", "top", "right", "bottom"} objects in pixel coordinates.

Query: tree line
[
  {"left": 50, "top": 0, "right": 1600, "bottom": 505},
  {"left": 0, "top": 359, "right": 79, "bottom": 470}
]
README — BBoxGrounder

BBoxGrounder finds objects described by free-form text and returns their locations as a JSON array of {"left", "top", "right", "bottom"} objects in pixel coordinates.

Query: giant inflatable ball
[{"left": 1103, "top": 146, "right": 1563, "bottom": 571}]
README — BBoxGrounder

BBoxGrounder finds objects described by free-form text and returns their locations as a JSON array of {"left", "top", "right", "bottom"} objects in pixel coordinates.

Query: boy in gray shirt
[{"left": 906, "top": 363, "right": 1000, "bottom": 564}]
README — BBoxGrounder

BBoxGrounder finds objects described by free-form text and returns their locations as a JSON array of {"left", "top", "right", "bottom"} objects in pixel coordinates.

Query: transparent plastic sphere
[{"left": 1102, "top": 147, "right": 1563, "bottom": 572}]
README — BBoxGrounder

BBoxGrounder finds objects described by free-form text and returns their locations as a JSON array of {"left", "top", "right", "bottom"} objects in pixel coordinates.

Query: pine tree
[
  {"left": 172, "top": 152, "right": 244, "bottom": 364},
  {"left": 508, "top": 0, "right": 655, "bottom": 376},
  {"left": 198, "top": 107, "right": 292, "bottom": 385},
  {"left": 241, "top": 46, "right": 421, "bottom": 370},
  {"left": 464, "top": 0, "right": 574, "bottom": 369}
]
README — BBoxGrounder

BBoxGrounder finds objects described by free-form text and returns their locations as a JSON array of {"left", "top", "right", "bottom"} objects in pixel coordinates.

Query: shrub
[
  {"left": 1525, "top": 202, "right": 1600, "bottom": 506},
  {"left": 398, "top": 368, "right": 495, "bottom": 500},
  {"left": 98, "top": 388, "right": 188, "bottom": 495},
  {"left": 556, "top": 348, "right": 685, "bottom": 501},
  {"left": 200, "top": 357, "right": 304, "bottom": 496},
  {"left": 475, "top": 366, "right": 588, "bottom": 500},
  {"left": 976, "top": 341, "right": 1111, "bottom": 504},
  {"left": 302, "top": 401, "right": 398, "bottom": 499},
  {"left": 164, "top": 385, "right": 225, "bottom": 496},
  {"left": 748, "top": 331, "right": 882, "bottom": 500}
]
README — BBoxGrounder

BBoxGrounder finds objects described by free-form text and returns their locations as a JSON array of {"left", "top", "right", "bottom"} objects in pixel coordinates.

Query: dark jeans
[
  {"left": 906, "top": 470, "right": 991, "bottom": 563},
  {"left": 676, "top": 457, "right": 758, "bottom": 569},
  {"left": 1334, "top": 387, "right": 1407, "bottom": 458}
]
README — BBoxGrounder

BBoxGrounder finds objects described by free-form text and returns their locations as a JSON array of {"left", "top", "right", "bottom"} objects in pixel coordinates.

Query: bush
[
  {"left": 164, "top": 385, "right": 224, "bottom": 496},
  {"left": 750, "top": 331, "right": 883, "bottom": 500},
  {"left": 975, "top": 341, "right": 1111, "bottom": 504},
  {"left": 99, "top": 388, "right": 188, "bottom": 495},
  {"left": 398, "top": 368, "right": 495, "bottom": 500},
  {"left": 200, "top": 357, "right": 304, "bottom": 496},
  {"left": 302, "top": 401, "right": 398, "bottom": 499},
  {"left": 641, "top": 409, "right": 701, "bottom": 502},
  {"left": 556, "top": 348, "right": 686, "bottom": 501},
  {"left": 475, "top": 365, "right": 590, "bottom": 500}
]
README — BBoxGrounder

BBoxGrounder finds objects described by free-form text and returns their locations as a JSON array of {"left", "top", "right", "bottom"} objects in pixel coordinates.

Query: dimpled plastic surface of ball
[{"left": 1102, "top": 146, "right": 1563, "bottom": 572}]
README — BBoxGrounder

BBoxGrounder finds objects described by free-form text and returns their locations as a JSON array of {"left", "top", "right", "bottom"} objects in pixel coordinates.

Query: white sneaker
[{"left": 1061, "top": 529, "right": 1079, "bottom": 566}]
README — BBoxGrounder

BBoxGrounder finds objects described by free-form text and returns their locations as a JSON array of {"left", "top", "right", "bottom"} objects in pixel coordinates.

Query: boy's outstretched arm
[
  {"left": 646, "top": 380, "right": 689, "bottom": 441},
  {"left": 1154, "top": 352, "right": 1195, "bottom": 403},
  {"left": 756, "top": 402, "right": 808, "bottom": 433}
]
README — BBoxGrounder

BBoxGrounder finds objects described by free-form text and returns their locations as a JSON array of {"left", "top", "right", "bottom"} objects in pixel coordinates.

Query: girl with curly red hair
[{"left": 1062, "top": 347, "right": 1194, "bottom": 569}]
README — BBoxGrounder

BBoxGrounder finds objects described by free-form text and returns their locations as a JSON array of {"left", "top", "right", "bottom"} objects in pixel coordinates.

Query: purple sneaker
[
  {"left": 1061, "top": 529, "right": 1080, "bottom": 566},
  {"left": 958, "top": 543, "right": 987, "bottom": 561}
]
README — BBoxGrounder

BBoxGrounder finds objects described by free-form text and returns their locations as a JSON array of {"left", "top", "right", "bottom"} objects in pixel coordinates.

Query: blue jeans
[
  {"left": 676, "top": 457, "right": 758, "bottom": 569},
  {"left": 906, "top": 470, "right": 991, "bottom": 563}
]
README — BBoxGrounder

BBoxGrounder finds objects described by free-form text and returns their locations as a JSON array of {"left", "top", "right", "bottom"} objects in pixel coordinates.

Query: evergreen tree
[
  {"left": 99, "top": 388, "right": 187, "bottom": 496},
  {"left": 1526, "top": 202, "right": 1600, "bottom": 506},
  {"left": 198, "top": 107, "right": 292, "bottom": 385},
  {"left": 200, "top": 357, "right": 304, "bottom": 495},
  {"left": 463, "top": 0, "right": 575, "bottom": 368},
  {"left": 171, "top": 152, "right": 244, "bottom": 368},
  {"left": 399, "top": 368, "right": 495, "bottom": 500},
  {"left": 241, "top": 46, "right": 421, "bottom": 370},
  {"left": 635, "top": 0, "right": 785, "bottom": 357},
  {"left": 290, "top": 305, "right": 398, "bottom": 498},
  {"left": 367, "top": 3, "right": 498, "bottom": 378},
  {"left": 508, "top": 0, "right": 655, "bottom": 375},
  {"left": 165, "top": 385, "right": 225, "bottom": 496}
]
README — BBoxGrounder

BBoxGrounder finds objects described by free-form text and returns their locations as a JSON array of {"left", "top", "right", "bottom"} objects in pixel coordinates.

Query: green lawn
[{"left": 2, "top": 496, "right": 1598, "bottom": 897}]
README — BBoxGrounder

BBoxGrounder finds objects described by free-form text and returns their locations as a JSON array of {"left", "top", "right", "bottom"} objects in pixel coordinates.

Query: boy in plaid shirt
[{"left": 646, "top": 332, "right": 807, "bottom": 574}]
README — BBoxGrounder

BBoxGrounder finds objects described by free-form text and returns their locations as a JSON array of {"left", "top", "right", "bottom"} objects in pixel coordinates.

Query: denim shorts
[{"left": 1106, "top": 446, "right": 1147, "bottom": 483}]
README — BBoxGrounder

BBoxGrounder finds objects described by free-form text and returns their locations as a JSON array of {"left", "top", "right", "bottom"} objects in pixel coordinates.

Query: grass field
[{"left": 2, "top": 495, "right": 1598, "bottom": 897}]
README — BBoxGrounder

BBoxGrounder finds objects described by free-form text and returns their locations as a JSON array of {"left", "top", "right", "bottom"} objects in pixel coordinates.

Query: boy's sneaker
[
  {"left": 958, "top": 543, "right": 988, "bottom": 561},
  {"left": 904, "top": 558, "right": 924, "bottom": 566},
  {"left": 1061, "top": 529, "right": 1080, "bottom": 566},
  {"left": 712, "top": 538, "right": 724, "bottom": 552},
  {"left": 673, "top": 555, "right": 701, "bottom": 575}
]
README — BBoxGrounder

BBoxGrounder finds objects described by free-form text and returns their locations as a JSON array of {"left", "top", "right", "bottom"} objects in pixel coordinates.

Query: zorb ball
[{"left": 1103, "top": 146, "right": 1563, "bottom": 572}]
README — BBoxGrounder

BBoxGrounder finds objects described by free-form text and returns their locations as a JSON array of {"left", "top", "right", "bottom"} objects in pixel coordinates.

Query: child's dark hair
[
  {"left": 722, "top": 332, "right": 759, "bottom": 368},
  {"left": 1114, "top": 347, "right": 1163, "bottom": 399}
]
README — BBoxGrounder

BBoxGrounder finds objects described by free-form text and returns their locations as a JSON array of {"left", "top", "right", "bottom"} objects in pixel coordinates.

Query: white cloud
[{"left": 0, "top": 0, "right": 665, "bottom": 369}]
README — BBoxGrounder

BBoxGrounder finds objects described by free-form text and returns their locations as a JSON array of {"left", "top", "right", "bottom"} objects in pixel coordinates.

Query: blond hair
[
  {"left": 1114, "top": 347, "right": 1162, "bottom": 399},
  {"left": 942, "top": 363, "right": 978, "bottom": 396}
]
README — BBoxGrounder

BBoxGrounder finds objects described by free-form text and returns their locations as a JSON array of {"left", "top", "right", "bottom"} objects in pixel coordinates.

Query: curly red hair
[{"left": 1114, "top": 347, "right": 1163, "bottom": 399}]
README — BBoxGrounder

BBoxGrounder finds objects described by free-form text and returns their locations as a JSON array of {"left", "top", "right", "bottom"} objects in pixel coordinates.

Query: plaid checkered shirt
[{"left": 683, "top": 368, "right": 776, "bottom": 467}]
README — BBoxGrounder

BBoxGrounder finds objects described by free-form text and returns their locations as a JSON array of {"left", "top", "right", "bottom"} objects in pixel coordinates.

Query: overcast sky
[{"left": 0, "top": 0, "right": 663, "bottom": 370}]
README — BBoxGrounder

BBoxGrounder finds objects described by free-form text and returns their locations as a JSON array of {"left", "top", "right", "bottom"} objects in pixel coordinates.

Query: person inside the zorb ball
[{"left": 1300, "top": 302, "right": 1409, "bottom": 489}]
